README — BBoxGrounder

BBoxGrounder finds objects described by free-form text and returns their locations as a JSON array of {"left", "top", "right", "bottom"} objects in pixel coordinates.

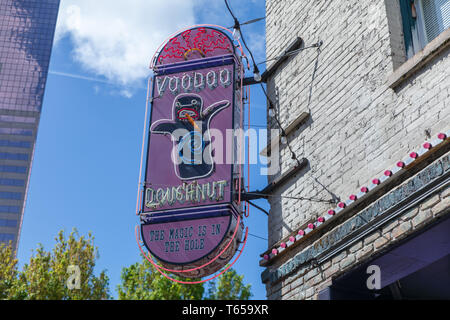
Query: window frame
[{"left": 401, "top": 0, "right": 450, "bottom": 58}]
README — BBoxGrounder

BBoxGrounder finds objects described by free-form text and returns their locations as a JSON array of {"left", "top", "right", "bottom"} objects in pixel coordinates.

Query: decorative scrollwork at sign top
[{"left": 156, "top": 27, "right": 234, "bottom": 65}]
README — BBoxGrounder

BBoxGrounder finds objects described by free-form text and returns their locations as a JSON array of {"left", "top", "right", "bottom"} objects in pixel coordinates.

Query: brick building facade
[{"left": 260, "top": 0, "right": 450, "bottom": 299}]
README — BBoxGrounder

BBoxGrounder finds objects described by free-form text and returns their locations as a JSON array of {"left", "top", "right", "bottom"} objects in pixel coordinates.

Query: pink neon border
[
  {"left": 135, "top": 214, "right": 242, "bottom": 274},
  {"left": 136, "top": 224, "right": 249, "bottom": 284},
  {"left": 149, "top": 24, "right": 247, "bottom": 70},
  {"left": 134, "top": 24, "right": 249, "bottom": 281}
]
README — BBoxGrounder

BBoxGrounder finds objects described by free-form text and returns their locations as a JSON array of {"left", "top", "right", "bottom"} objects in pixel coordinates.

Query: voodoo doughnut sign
[{"left": 139, "top": 27, "right": 244, "bottom": 278}]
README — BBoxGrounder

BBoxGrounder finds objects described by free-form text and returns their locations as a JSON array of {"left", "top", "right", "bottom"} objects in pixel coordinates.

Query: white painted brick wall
[{"left": 264, "top": 0, "right": 450, "bottom": 247}]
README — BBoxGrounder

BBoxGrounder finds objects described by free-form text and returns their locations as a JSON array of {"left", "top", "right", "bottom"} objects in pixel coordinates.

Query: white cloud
[{"left": 55, "top": 0, "right": 197, "bottom": 90}]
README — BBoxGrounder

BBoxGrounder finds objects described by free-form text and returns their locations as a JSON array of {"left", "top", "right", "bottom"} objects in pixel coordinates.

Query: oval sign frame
[{"left": 140, "top": 26, "right": 244, "bottom": 278}]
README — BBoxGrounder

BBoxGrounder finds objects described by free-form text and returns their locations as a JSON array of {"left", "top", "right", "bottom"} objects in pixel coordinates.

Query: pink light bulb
[{"left": 397, "top": 161, "right": 405, "bottom": 168}]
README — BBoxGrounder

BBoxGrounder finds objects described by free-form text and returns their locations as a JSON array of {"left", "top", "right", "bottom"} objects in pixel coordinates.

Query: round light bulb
[
  {"left": 268, "top": 108, "right": 274, "bottom": 117},
  {"left": 253, "top": 71, "right": 262, "bottom": 82},
  {"left": 280, "top": 136, "right": 287, "bottom": 144},
  {"left": 232, "top": 28, "right": 241, "bottom": 41}
]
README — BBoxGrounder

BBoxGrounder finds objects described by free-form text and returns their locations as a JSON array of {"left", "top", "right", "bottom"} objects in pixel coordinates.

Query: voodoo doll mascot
[{"left": 151, "top": 93, "right": 230, "bottom": 180}]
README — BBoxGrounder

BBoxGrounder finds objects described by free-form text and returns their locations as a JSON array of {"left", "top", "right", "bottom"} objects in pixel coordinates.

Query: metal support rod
[
  {"left": 241, "top": 37, "right": 305, "bottom": 86},
  {"left": 247, "top": 200, "right": 269, "bottom": 216},
  {"left": 241, "top": 158, "right": 309, "bottom": 201}
]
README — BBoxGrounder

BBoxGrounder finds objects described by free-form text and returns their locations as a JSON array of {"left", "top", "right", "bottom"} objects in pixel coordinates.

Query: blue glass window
[
  {"left": 0, "top": 152, "right": 28, "bottom": 160},
  {"left": 0, "top": 178, "right": 25, "bottom": 187},
  {"left": 0, "top": 140, "right": 32, "bottom": 148},
  {"left": 0, "top": 233, "right": 15, "bottom": 242},
  {"left": 0, "top": 165, "right": 27, "bottom": 173},
  {"left": 0, "top": 128, "right": 33, "bottom": 136},
  {"left": 0, "top": 115, "right": 36, "bottom": 123},
  {"left": 0, "top": 219, "right": 17, "bottom": 228},
  {"left": 0, "top": 205, "right": 20, "bottom": 213},
  {"left": 0, "top": 192, "right": 21, "bottom": 200}
]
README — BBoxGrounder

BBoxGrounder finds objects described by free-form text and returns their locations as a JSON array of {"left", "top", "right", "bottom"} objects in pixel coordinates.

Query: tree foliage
[
  {"left": 0, "top": 229, "right": 110, "bottom": 300},
  {"left": 0, "top": 241, "right": 19, "bottom": 299},
  {"left": 117, "top": 255, "right": 252, "bottom": 300},
  {"left": 116, "top": 254, "right": 204, "bottom": 300},
  {"left": 206, "top": 268, "right": 252, "bottom": 300},
  {"left": 1, "top": 230, "right": 252, "bottom": 300}
]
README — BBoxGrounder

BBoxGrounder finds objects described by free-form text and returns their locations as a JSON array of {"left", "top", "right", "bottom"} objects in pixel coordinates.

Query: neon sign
[{"left": 138, "top": 26, "right": 244, "bottom": 278}]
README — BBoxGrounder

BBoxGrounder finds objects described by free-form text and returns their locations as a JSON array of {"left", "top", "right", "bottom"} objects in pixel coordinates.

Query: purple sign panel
[
  {"left": 144, "top": 64, "right": 234, "bottom": 211},
  {"left": 140, "top": 27, "right": 243, "bottom": 277},
  {"left": 142, "top": 215, "right": 231, "bottom": 264}
]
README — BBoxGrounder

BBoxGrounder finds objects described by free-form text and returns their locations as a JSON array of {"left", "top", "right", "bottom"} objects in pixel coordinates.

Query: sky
[{"left": 17, "top": 0, "right": 270, "bottom": 300}]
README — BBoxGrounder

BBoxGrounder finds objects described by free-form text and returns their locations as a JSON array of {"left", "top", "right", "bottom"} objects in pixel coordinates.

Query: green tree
[
  {"left": 0, "top": 241, "right": 19, "bottom": 299},
  {"left": 117, "top": 255, "right": 252, "bottom": 300},
  {"left": 0, "top": 229, "right": 110, "bottom": 300},
  {"left": 206, "top": 267, "right": 252, "bottom": 300},
  {"left": 117, "top": 254, "right": 204, "bottom": 300},
  {"left": 1, "top": 230, "right": 252, "bottom": 300}
]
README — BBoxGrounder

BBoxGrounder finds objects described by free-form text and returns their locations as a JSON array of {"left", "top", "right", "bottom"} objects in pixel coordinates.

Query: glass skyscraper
[{"left": 0, "top": 0, "right": 60, "bottom": 251}]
